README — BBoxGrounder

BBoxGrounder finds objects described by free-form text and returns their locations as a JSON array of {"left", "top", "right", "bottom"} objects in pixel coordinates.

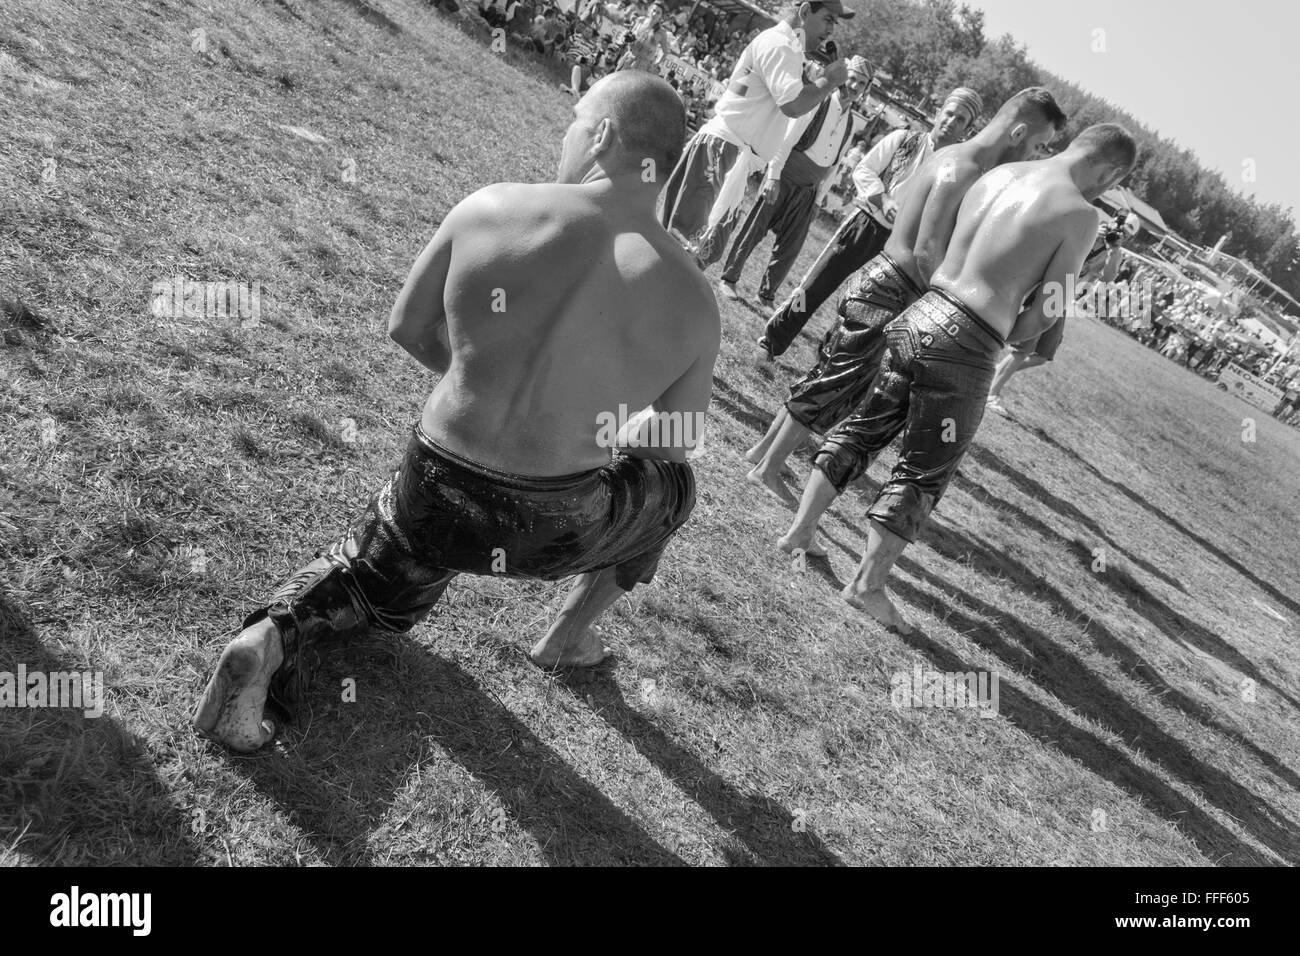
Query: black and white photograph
[{"left": 0, "top": 0, "right": 1296, "bottom": 908}]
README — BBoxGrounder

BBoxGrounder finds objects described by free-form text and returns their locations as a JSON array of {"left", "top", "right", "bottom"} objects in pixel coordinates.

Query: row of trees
[{"left": 832, "top": 0, "right": 1300, "bottom": 303}]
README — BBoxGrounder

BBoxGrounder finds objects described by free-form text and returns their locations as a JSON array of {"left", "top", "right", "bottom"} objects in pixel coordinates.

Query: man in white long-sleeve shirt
[
  {"left": 760, "top": 86, "right": 983, "bottom": 357},
  {"left": 659, "top": 2, "right": 854, "bottom": 267}
]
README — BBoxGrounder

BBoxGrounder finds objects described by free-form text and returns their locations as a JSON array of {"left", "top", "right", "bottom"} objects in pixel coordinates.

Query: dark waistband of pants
[
  {"left": 876, "top": 250, "right": 926, "bottom": 300},
  {"left": 413, "top": 423, "right": 606, "bottom": 494},
  {"left": 923, "top": 289, "right": 1007, "bottom": 354},
  {"left": 782, "top": 149, "right": 834, "bottom": 188}
]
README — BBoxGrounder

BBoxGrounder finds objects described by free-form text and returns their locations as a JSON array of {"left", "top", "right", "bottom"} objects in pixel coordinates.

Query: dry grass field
[{"left": 1, "top": 0, "right": 1297, "bottom": 866}]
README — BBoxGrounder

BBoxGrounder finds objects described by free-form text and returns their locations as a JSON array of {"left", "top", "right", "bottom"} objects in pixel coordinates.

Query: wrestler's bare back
[
  {"left": 929, "top": 161, "right": 1097, "bottom": 340},
  {"left": 882, "top": 144, "right": 984, "bottom": 288},
  {"left": 395, "top": 181, "right": 720, "bottom": 476}
]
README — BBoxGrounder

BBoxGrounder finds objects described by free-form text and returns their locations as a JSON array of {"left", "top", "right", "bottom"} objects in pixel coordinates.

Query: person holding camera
[{"left": 616, "top": 1, "right": 675, "bottom": 72}]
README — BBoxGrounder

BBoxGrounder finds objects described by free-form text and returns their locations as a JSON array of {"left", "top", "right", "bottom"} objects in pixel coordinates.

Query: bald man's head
[{"left": 557, "top": 72, "right": 686, "bottom": 185}]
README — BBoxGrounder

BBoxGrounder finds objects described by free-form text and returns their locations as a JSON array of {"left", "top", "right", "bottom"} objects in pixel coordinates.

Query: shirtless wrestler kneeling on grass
[{"left": 194, "top": 72, "right": 720, "bottom": 752}]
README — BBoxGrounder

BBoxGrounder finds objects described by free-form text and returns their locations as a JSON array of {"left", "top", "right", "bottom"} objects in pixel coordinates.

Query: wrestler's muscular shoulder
[
  {"left": 449, "top": 182, "right": 584, "bottom": 253},
  {"left": 1026, "top": 178, "right": 1095, "bottom": 247},
  {"left": 929, "top": 144, "right": 983, "bottom": 183},
  {"left": 445, "top": 182, "right": 615, "bottom": 322},
  {"left": 456, "top": 181, "right": 716, "bottom": 353},
  {"left": 597, "top": 210, "right": 719, "bottom": 349},
  {"left": 964, "top": 162, "right": 1022, "bottom": 210}
]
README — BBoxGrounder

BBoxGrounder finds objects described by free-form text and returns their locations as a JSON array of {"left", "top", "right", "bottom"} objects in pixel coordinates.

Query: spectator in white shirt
[
  {"left": 659, "top": 2, "right": 855, "bottom": 267},
  {"left": 719, "top": 54, "right": 871, "bottom": 306}
]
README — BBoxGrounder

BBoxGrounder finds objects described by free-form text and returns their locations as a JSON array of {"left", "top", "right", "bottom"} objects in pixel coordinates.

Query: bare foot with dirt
[{"left": 193, "top": 617, "right": 284, "bottom": 752}]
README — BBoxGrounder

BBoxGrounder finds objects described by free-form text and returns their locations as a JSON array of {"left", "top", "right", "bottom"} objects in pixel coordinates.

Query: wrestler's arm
[
  {"left": 388, "top": 204, "right": 462, "bottom": 375},
  {"left": 627, "top": 294, "right": 721, "bottom": 463},
  {"left": 1007, "top": 211, "right": 1095, "bottom": 344},
  {"left": 883, "top": 171, "right": 933, "bottom": 257},
  {"left": 911, "top": 161, "right": 979, "bottom": 282}
]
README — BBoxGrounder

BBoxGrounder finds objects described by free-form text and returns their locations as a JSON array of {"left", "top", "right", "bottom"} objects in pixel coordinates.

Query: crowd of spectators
[
  {"left": 1092, "top": 259, "right": 1300, "bottom": 424},
  {"left": 470, "top": 0, "right": 763, "bottom": 125}
]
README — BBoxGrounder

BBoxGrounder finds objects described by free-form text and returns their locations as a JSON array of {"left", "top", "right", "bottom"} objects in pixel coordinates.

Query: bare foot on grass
[
  {"left": 747, "top": 465, "right": 798, "bottom": 509},
  {"left": 778, "top": 529, "right": 827, "bottom": 559},
  {"left": 842, "top": 586, "right": 913, "bottom": 634},
  {"left": 530, "top": 626, "right": 612, "bottom": 669},
  {"left": 194, "top": 618, "right": 284, "bottom": 752}
]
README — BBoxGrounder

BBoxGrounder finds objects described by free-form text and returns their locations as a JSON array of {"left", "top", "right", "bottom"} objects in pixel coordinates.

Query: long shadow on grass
[
  {"left": 801, "top": 555, "right": 1278, "bottom": 865},
  {"left": 925, "top": 517, "right": 1300, "bottom": 773},
  {"left": 894, "top": 569, "right": 1297, "bottom": 865},
  {"left": 1005, "top": 417, "right": 1300, "bottom": 619},
  {"left": 872, "top": 443, "right": 1295, "bottom": 714},
  {"left": 0, "top": 588, "right": 203, "bottom": 865},
  {"left": 951, "top": 455, "right": 1185, "bottom": 593},
  {"left": 711, "top": 374, "right": 779, "bottom": 436},
  {"left": 818, "top": 514, "right": 1298, "bottom": 863},
  {"left": 928, "top": 509, "right": 1300, "bottom": 790},
  {"left": 222, "top": 637, "right": 685, "bottom": 866},
  {"left": 552, "top": 671, "right": 845, "bottom": 867},
  {"left": 720, "top": 369, "right": 1296, "bottom": 858},
  {"left": 928, "top": 473, "right": 1300, "bottom": 716}
]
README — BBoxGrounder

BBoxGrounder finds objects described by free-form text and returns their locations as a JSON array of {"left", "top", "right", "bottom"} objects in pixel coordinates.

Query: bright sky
[{"left": 964, "top": 0, "right": 1298, "bottom": 221}]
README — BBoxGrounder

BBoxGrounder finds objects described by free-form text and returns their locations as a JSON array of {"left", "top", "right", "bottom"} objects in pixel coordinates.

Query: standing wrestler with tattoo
[
  {"left": 779, "top": 124, "right": 1138, "bottom": 631},
  {"left": 746, "top": 89, "right": 1067, "bottom": 512},
  {"left": 194, "top": 73, "right": 720, "bottom": 752}
]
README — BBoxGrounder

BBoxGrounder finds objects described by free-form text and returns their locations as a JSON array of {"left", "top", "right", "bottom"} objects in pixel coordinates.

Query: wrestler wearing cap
[
  {"left": 781, "top": 124, "right": 1138, "bottom": 632},
  {"left": 717, "top": 53, "right": 873, "bottom": 306},
  {"left": 194, "top": 73, "right": 720, "bottom": 752},
  {"left": 659, "top": 2, "right": 854, "bottom": 267},
  {"left": 747, "top": 89, "right": 1067, "bottom": 510},
  {"left": 759, "top": 85, "right": 983, "bottom": 359}
]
